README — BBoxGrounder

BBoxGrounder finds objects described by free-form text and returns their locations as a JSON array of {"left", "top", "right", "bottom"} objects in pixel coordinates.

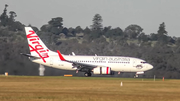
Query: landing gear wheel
[
  {"left": 88, "top": 73, "right": 92, "bottom": 76},
  {"left": 84, "top": 72, "right": 91, "bottom": 77},
  {"left": 84, "top": 72, "right": 88, "bottom": 77},
  {"left": 136, "top": 74, "right": 138, "bottom": 77},
  {"left": 134, "top": 74, "right": 138, "bottom": 78}
]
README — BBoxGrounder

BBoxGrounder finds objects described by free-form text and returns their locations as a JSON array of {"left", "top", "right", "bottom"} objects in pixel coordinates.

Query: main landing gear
[
  {"left": 134, "top": 74, "right": 138, "bottom": 78},
  {"left": 84, "top": 72, "right": 92, "bottom": 77}
]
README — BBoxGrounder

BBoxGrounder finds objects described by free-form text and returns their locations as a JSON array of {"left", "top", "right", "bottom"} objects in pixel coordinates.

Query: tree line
[{"left": 0, "top": 5, "right": 180, "bottom": 78}]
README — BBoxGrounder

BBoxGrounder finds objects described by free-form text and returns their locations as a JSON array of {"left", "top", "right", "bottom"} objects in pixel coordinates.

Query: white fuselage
[{"left": 30, "top": 53, "right": 153, "bottom": 73}]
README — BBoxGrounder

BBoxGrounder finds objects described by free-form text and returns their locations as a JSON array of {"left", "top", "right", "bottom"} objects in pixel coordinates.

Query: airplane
[{"left": 21, "top": 27, "right": 153, "bottom": 77}]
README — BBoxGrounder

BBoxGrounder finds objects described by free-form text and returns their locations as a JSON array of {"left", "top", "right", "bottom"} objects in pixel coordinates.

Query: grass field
[{"left": 0, "top": 76, "right": 180, "bottom": 101}]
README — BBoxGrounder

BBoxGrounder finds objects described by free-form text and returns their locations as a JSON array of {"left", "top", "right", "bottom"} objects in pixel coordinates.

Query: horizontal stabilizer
[{"left": 20, "top": 53, "right": 41, "bottom": 59}]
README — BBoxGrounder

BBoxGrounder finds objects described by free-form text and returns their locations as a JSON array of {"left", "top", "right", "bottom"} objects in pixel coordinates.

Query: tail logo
[{"left": 27, "top": 30, "right": 49, "bottom": 63}]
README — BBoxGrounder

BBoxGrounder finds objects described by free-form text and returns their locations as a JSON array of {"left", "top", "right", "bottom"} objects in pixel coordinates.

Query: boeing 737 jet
[{"left": 22, "top": 27, "right": 153, "bottom": 77}]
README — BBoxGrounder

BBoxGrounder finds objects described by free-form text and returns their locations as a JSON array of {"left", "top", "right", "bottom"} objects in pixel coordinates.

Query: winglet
[{"left": 57, "top": 50, "right": 66, "bottom": 61}]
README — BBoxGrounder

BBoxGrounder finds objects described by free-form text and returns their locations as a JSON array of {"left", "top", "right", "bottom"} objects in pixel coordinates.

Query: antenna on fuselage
[{"left": 72, "top": 52, "right": 75, "bottom": 56}]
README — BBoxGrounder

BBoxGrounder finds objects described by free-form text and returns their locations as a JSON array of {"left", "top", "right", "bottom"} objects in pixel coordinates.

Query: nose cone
[{"left": 148, "top": 64, "right": 153, "bottom": 70}]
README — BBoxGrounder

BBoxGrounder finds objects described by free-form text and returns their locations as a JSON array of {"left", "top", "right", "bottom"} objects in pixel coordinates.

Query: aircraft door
[
  {"left": 50, "top": 58, "right": 53, "bottom": 65},
  {"left": 133, "top": 59, "right": 137, "bottom": 67}
]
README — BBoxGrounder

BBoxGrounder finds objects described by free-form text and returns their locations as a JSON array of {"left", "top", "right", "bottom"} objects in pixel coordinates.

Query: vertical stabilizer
[{"left": 25, "top": 27, "right": 55, "bottom": 63}]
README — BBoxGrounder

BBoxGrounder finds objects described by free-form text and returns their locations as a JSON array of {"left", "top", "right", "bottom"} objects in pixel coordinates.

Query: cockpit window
[{"left": 141, "top": 61, "right": 147, "bottom": 64}]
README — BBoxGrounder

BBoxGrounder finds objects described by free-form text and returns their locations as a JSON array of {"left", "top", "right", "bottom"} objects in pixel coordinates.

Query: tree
[
  {"left": 40, "top": 24, "right": 50, "bottom": 32},
  {"left": 157, "top": 22, "right": 168, "bottom": 44},
  {"left": 103, "top": 26, "right": 111, "bottom": 32},
  {"left": 90, "top": 14, "right": 103, "bottom": 30},
  {"left": 9, "top": 11, "right": 17, "bottom": 22},
  {"left": 138, "top": 32, "right": 149, "bottom": 42},
  {"left": 7, "top": 11, "right": 17, "bottom": 27},
  {"left": 8, "top": 21, "right": 24, "bottom": 31},
  {"left": 83, "top": 27, "right": 91, "bottom": 34},
  {"left": 157, "top": 22, "right": 167, "bottom": 36},
  {"left": 124, "top": 24, "right": 143, "bottom": 39},
  {"left": 104, "top": 27, "right": 123, "bottom": 38},
  {"left": 62, "top": 27, "right": 69, "bottom": 36},
  {"left": 28, "top": 24, "right": 39, "bottom": 32},
  {"left": 67, "top": 27, "right": 76, "bottom": 37},
  {"left": 150, "top": 33, "right": 158, "bottom": 41},
  {"left": 48, "top": 17, "right": 63, "bottom": 27},
  {"left": 75, "top": 26, "right": 83, "bottom": 33},
  {"left": 48, "top": 17, "right": 63, "bottom": 35},
  {"left": 0, "top": 4, "right": 8, "bottom": 26}
]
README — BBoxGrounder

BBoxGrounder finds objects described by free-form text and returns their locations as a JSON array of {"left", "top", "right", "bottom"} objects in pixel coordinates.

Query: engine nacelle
[
  {"left": 136, "top": 71, "right": 144, "bottom": 75},
  {"left": 93, "top": 67, "right": 113, "bottom": 75}
]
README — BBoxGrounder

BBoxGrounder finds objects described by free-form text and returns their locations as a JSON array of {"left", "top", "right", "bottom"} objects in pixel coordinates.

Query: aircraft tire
[
  {"left": 84, "top": 72, "right": 91, "bottom": 77},
  {"left": 88, "top": 72, "right": 92, "bottom": 76},
  {"left": 84, "top": 72, "right": 89, "bottom": 77}
]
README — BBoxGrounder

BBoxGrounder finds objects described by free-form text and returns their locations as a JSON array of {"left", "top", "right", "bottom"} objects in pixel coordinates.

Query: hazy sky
[{"left": 1, "top": 0, "right": 180, "bottom": 37}]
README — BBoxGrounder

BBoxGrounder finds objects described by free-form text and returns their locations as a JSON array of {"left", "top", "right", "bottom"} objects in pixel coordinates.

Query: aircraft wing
[
  {"left": 70, "top": 61, "right": 98, "bottom": 70},
  {"left": 57, "top": 50, "right": 105, "bottom": 70}
]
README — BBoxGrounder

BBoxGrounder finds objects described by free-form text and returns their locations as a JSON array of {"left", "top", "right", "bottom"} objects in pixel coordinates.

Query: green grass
[{"left": 0, "top": 76, "right": 180, "bottom": 101}]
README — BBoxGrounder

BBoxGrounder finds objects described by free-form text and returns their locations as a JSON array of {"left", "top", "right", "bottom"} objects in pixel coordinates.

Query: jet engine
[
  {"left": 136, "top": 71, "right": 144, "bottom": 75},
  {"left": 93, "top": 67, "right": 114, "bottom": 75}
]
